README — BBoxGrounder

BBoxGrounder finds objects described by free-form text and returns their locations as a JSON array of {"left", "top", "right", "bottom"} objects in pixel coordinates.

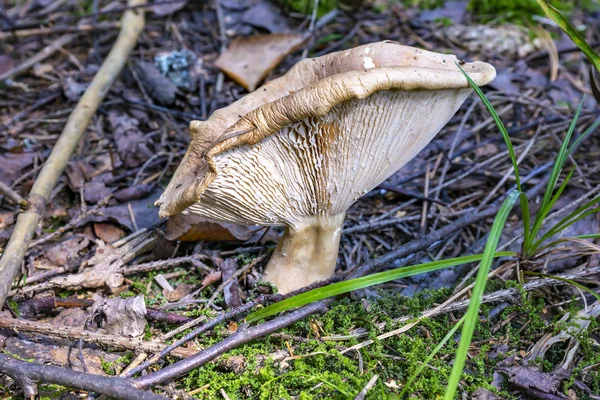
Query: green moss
[
  {"left": 170, "top": 278, "right": 600, "bottom": 399},
  {"left": 100, "top": 353, "right": 133, "bottom": 375}
]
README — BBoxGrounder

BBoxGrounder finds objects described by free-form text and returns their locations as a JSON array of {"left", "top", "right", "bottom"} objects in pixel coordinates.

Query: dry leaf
[
  {"left": 46, "top": 242, "right": 125, "bottom": 291},
  {"left": 0, "top": 153, "right": 35, "bottom": 186},
  {"left": 49, "top": 307, "right": 90, "bottom": 328},
  {"left": 201, "top": 270, "right": 222, "bottom": 287},
  {"left": 215, "top": 33, "right": 307, "bottom": 92},
  {"left": 164, "top": 283, "right": 194, "bottom": 302},
  {"left": 43, "top": 236, "right": 90, "bottom": 266},
  {"left": 93, "top": 223, "right": 126, "bottom": 243},
  {"left": 91, "top": 294, "right": 147, "bottom": 337},
  {"left": 151, "top": 0, "right": 188, "bottom": 17},
  {"left": 165, "top": 213, "right": 257, "bottom": 242},
  {"left": 108, "top": 112, "right": 154, "bottom": 168}
]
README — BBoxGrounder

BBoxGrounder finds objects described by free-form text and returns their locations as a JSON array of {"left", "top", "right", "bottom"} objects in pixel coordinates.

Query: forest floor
[{"left": 1, "top": 0, "right": 600, "bottom": 399}]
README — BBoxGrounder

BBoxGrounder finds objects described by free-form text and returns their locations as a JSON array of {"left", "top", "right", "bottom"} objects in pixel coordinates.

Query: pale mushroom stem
[{"left": 263, "top": 214, "right": 345, "bottom": 294}]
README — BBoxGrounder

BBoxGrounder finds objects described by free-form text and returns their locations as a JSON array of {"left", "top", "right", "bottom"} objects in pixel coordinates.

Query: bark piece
[{"left": 91, "top": 294, "right": 147, "bottom": 337}]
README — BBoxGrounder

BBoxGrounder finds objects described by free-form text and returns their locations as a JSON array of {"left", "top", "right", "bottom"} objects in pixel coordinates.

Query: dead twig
[
  {"left": 0, "top": 0, "right": 147, "bottom": 308},
  {"left": 29, "top": 195, "right": 112, "bottom": 248},
  {"left": 206, "top": 255, "right": 265, "bottom": 309},
  {"left": 0, "top": 354, "right": 167, "bottom": 400},
  {"left": 0, "top": 180, "right": 27, "bottom": 207},
  {"left": 0, "top": 34, "right": 76, "bottom": 82},
  {"left": 0, "top": 21, "right": 120, "bottom": 40},
  {"left": 0, "top": 317, "right": 196, "bottom": 358},
  {"left": 354, "top": 375, "right": 378, "bottom": 400}
]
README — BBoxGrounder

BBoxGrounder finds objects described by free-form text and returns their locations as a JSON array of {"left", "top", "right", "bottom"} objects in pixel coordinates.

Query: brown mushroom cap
[{"left": 156, "top": 41, "right": 496, "bottom": 226}]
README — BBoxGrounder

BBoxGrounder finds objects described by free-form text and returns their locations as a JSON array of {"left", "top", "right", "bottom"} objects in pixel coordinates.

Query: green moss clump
[{"left": 180, "top": 288, "right": 512, "bottom": 398}]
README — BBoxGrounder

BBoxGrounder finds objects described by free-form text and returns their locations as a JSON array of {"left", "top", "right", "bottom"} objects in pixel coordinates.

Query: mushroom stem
[{"left": 263, "top": 214, "right": 345, "bottom": 294}]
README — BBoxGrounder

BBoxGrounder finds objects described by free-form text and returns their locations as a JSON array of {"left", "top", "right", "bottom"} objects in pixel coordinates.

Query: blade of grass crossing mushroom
[
  {"left": 534, "top": 0, "right": 600, "bottom": 72},
  {"left": 444, "top": 189, "right": 521, "bottom": 400},
  {"left": 246, "top": 252, "right": 515, "bottom": 323},
  {"left": 456, "top": 63, "right": 531, "bottom": 251},
  {"left": 400, "top": 315, "right": 466, "bottom": 398}
]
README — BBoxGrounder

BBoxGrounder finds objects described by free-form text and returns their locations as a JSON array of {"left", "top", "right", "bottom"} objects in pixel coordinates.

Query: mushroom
[{"left": 156, "top": 41, "right": 496, "bottom": 294}]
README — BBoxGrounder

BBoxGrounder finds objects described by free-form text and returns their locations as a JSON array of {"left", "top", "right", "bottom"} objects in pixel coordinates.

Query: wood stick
[
  {"left": 0, "top": 0, "right": 147, "bottom": 308},
  {"left": 0, "top": 21, "right": 120, "bottom": 40},
  {"left": 0, "top": 354, "right": 167, "bottom": 400},
  {"left": 0, "top": 317, "right": 196, "bottom": 358},
  {"left": 0, "top": 180, "right": 26, "bottom": 206},
  {"left": 0, "top": 33, "right": 75, "bottom": 82}
]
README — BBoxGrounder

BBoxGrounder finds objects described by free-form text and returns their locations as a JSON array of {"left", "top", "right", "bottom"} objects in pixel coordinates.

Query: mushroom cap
[{"left": 157, "top": 41, "right": 496, "bottom": 226}]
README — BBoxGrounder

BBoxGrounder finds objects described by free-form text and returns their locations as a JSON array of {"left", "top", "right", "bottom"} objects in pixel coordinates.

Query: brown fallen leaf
[
  {"left": 201, "top": 270, "right": 222, "bottom": 288},
  {"left": 215, "top": 33, "right": 307, "bottom": 92},
  {"left": 43, "top": 236, "right": 90, "bottom": 266},
  {"left": 165, "top": 213, "right": 257, "bottom": 242},
  {"left": 93, "top": 223, "right": 126, "bottom": 243},
  {"left": 43, "top": 241, "right": 125, "bottom": 292},
  {"left": 108, "top": 112, "right": 154, "bottom": 168},
  {"left": 164, "top": 283, "right": 194, "bottom": 302},
  {"left": 91, "top": 294, "right": 147, "bottom": 337}
]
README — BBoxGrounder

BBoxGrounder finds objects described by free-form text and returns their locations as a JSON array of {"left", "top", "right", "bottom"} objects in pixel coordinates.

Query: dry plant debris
[{"left": 0, "top": 0, "right": 599, "bottom": 398}]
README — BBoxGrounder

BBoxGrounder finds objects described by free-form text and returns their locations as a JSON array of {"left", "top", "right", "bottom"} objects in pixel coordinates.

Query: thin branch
[
  {"left": 0, "top": 180, "right": 27, "bottom": 206},
  {"left": 0, "top": 33, "right": 76, "bottom": 82},
  {"left": 0, "top": 317, "right": 196, "bottom": 358}
]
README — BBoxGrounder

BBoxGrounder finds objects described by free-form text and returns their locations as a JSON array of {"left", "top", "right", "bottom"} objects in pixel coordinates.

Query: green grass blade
[
  {"left": 536, "top": 193, "right": 600, "bottom": 244},
  {"left": 247, "top": 252, "right": 515, "bottom": 323},
  {"left": 533, "top": 204, "right": 600, "bottom": 250},
  {"left": 568, "top": 116, "right": 600, "bottom": 156},
  {"left": 456, "top": 62, "right": 531, "bottom": 252},
  {"left": 444, "top": 190, "right": 521, "bottom": 400},
  {"left": 526, "top": 168, "right": 574, "bottom": 255},
  {"left": 519, "top": 192, "right": 532, "bottom": 256},
  {"left": 525, "top": 271, "right": 600, "bottom": 301},
  {"left": 535, "top": 0, "right": 600, "bottom": 72},
  {"left": 399, "top": 315, "right": 466, "bottom": 398},
  {"left": 455, "top": 63, "right": 522, "bottom": 191},
  {"left": 528, "top": 101, "right": 583, "bottom": 251}
]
